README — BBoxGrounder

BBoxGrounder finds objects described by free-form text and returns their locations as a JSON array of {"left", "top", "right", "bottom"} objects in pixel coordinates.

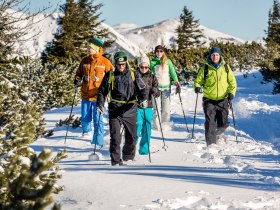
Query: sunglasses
[
  {"left": 156, "top": 50, "right": 163, "bottom": 53},
  {"left": 117, "top": 63, "right": 126, "bottom": 67},
  {"left": 140, "top": 66, "right": 149, "bottom": 69}
]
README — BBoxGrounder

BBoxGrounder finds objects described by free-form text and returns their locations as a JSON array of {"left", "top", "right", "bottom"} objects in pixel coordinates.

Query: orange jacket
[{"left": 75, "top": 48, "right": 113, "bottom": 101}]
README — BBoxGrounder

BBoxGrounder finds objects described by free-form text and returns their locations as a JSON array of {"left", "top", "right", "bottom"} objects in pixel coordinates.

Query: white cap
[{"left": 138, "top": 56, "right": 150, "bottom": 67}]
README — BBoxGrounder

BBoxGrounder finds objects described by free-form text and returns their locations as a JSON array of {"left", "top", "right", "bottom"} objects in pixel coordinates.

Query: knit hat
[
  {"left": 154, "top": 45, "right": 164, "bottom": 52},
  {"left": 114, "top": 51, "right": 128, "bottom": 63},
  {"left": 88, "top": 37, "right": 104, "bottom": 52},
  {"left": 209, "top": 47, "right": 222, "bottom": 56},
  {"left": 138, "top": 56, "right": 150, "bottom": 67}
]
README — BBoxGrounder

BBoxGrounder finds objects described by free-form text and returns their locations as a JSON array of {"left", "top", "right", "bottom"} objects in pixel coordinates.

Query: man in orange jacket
[{"left": 74, "top": 37, "right": 113, "bottom": 147}]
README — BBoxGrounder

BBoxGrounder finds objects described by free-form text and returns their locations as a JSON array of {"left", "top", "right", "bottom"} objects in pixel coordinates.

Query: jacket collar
[{"left": 89, "top": 47, "right": 103, "bottom": 61}]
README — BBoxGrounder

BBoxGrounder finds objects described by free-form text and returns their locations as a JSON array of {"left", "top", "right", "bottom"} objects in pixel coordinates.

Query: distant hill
[
  {"left": 14, "top": 12, "right": 246, "bottom": 59},
  {"left": 112, "top": 18, "right": 245, "bottom": 53}
]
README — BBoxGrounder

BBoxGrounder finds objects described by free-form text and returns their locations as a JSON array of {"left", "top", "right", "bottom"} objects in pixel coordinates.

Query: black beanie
[{"left": 155, "top": 45, "right": 164, "bottom": 52}]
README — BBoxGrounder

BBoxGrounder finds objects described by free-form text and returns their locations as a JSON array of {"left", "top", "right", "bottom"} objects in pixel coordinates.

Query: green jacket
[
  {"left": 150, "top": 57, "right": 178, "bottom": 89},
  {"left": 194, "top": 58, "right": 237, "bottom": 101}
]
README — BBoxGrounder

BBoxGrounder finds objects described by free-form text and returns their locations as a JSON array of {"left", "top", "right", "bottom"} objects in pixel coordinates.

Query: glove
[
  {"left": 153, "top": 91, "right": 161, "bottom": 98},
  {"left": 175, "top": 82, "right": 181, "bottom": 94},
  {"left": 97, "top": 106, "right": 103, "bottom": 115},
  {"left": 227, "top": 93, "right": 234, "bottom": 101},
  {"left": 195, "top": 87, "right": 201, "bottom": 93},
  {"left": 74, "top": 78, "right": 82, "bottom": 87},
  {"left": 139, "top": 100, "right": 148, "bottom": 108}
]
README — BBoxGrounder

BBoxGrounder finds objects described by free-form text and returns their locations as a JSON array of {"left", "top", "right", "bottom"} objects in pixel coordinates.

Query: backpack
[
  {"left": 108, "top": 68, "right": 135, "bottom": 90},
  {"left": 107, "top": 68, "right": 137, "bottom": 104}
]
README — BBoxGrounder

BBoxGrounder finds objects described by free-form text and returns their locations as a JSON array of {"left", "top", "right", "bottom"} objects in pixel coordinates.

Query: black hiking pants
[
  {"left": 202, "top": 97, "right": 229, "bottom": 146},
  {"left": 108, "top": 103, "right": 137, "bottom": 165}
]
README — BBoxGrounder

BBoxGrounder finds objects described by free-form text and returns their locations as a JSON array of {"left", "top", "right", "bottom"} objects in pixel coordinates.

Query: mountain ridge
[
  {"left": 112, "top": 18, "right": 246, "bottom": 53},
  {"left": 15, "top": 12, "right": 248, "bottom": 59}
]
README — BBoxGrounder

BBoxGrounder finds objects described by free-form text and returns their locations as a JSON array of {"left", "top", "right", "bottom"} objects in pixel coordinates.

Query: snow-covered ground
[{"left": 32, "top": 70, "right": 280, "bottom": 210}]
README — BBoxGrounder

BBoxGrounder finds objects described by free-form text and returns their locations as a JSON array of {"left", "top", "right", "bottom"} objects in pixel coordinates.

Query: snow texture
[{"left": 32, "top": 70, "right": 280, "bottom": 210}]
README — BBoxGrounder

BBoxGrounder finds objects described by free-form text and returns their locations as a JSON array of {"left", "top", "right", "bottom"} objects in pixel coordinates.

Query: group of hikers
[{"left": 74, "top": 37, "right": 237, "bottom": 166}]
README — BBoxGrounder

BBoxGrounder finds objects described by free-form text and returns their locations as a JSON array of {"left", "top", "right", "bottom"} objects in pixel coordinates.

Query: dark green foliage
[
  {"left": 0, "top": 62, "right": 66, "bottom": 209},
  {"left": 56, "top": 115, "right": 81, "bottom": 129},
  {"left": 0, "top": 1, "right": 67, "bottom": 208},
  {"left": 9, "top": 57, "right": 79, "bottom": 111},
  {"left": 209, "top": 41, "right": 265, "bottom": 71},
  {"left": 0, "top": 148, "right": 67, "bottom": 210},
  {"left": 45, "top": 130, "right": 54, "bottom": 138},
  {"left": 264, "top": 0, "right": 280, "bottom": 45},
  {"left": 262, "top": 0, "right": 280, "bottom": 93},
  {"left": 175, "top": 6, "right": 205, "bottom": 50},
  {"left": 149, "top": 42, "right": 265, "bottom": 83},
  {"left": 41, "top": 0, "right": 113, "bottom": 65}
]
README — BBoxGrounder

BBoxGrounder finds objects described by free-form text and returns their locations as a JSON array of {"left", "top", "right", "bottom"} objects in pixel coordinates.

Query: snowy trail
[{"left": 33, "top": 70, "right": 280, "bottom": 210}]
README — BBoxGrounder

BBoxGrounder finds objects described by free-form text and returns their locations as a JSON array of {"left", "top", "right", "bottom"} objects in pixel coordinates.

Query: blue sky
[{"left": 25, "top": 0, "right": 273, "bottom": 41}]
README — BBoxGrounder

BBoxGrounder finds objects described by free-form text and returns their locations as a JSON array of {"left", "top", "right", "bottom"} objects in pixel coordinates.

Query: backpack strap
[
  {"left": 130, "top": 68, "right": 135, "bottom": 81},
  {"left": 224, "top": 64, "right": 229, "bottom": 82},
  {"left": 108, "top": 70, "right": 115, "bottom": 90},
  {"left": 224, "top": 64, "right": 229, "bottom": 73},
  {"left": 203, "top": 64, "right": 208, "bottom": 83},
  {"left": 203, "top": 63, "right": 229, "bottom": 81},
  {"left": 108, "top": 68, "right": 137, "bottom": 104}
]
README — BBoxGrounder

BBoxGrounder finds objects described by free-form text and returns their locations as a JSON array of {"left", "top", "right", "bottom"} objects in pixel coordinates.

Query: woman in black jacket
[{"left": 136, "top": 56, "right": 159, "bottom": 155}]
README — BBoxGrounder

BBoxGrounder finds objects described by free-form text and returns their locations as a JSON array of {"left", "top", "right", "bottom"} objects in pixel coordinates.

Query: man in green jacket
[{"left": 194, "top": 47, "right": 237, "bottom": 146}]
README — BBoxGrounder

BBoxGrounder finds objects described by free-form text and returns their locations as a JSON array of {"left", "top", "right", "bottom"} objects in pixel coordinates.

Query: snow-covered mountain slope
[
  {"left": 101, "top": 22, "right": 146, "bottom": 59},
  {"left": 14, "top": 11, "right": 145, "bottom": 59},
  {"left": 15, "top": 11, "right": 246, "bottom": 59},
  {"left": 32, "top": 70, "right": 280, "bottom": 209},
  {"left": 9, "top": 10, "right": 59, "bottom": 58},
  {"left": 113, "top": 18, "right": 245, "bottom": 52},
  {"left": 112, "top": 23, "right": 140, "bottom": 34}
]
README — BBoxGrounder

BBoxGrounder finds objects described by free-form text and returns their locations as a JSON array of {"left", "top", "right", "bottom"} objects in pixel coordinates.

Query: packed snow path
[{"left": 33, "top": 70, "right": 280, "bottom": 210}]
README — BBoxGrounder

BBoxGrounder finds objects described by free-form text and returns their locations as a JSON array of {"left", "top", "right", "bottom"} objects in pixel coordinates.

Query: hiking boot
[
  {"left": 123, "top": 157, "right": 134, "bottom": 162},
  {"left": 111, "top": 162, "right": 118, "bottom": 166},
  {"left": 82, "top": 132, "right": 91, "bottom": 139},
  {"left": 216, "top": 134, "right": 226, "bottom": 145},
  {"left": 119, "top": 159, "right": 124, "bottom": 166},
  {"left": 111, "top": 159, "right": 124, "bottom": 166}
]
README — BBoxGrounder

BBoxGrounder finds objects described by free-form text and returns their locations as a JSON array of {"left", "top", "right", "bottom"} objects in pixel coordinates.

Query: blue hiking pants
[
  {"left": 81, "top": 99, "right": 104, "bottom": 146},
  {"left": 136, "top": 107, "right": 153, "bottom": 155}
]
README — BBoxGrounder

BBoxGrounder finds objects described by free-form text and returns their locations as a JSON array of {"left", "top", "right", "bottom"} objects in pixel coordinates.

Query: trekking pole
[
  {"left": 143, "top": 108, "right": 151, "bottom": 163},
  {"left": 64, "top": 87, "right": 78, "bottom": 144},
  {"left": 229, "top": 100, "right": 238, "bottom": 143},
  {"left": 153, "top": 96, "right": 167, "bottom": 151},
  {"left": 178, "top": 92, "right": 190, "bottom": 133},
  {"left": 191, "top": 93, "right": 199, "bottom": 139}
]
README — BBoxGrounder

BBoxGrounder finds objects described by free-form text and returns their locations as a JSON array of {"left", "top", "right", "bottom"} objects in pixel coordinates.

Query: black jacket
[
  {"left": 137, "top": 68, "right": 159, "bottom": 108},
  {"left": 97, "top": 66, "right": 148, "bottom": 110}
]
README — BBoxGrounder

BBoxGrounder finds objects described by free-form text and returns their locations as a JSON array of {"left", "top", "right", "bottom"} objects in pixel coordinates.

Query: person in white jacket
[{"left": 150, "top": 45, "right": 181, "bottom": 130}]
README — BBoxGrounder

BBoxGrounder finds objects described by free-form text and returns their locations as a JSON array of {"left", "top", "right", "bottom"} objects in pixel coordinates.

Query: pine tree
[
  {"left": 41, "top": 0, "right": 79, "bottom": 64},
  {"left": 0, "top": 1, "right": 66, "bottom": 209},
  {"left": 76, "top": 0, "right": 113, "bottom": 50},
  {"left": 41, "top": 0, "right": 113, "bottom": 64},
  {"left": 265, "top": 0, "right": 280, "bottom": 45},
  {"left": 175, "top": 6, "right": 205, "bottom": 51},
  {"left": 0, "top": 74, "right": 66, "bottom": 209},
  {"left": 263, "top": 0, "right": 280, "bottom": 93}
]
